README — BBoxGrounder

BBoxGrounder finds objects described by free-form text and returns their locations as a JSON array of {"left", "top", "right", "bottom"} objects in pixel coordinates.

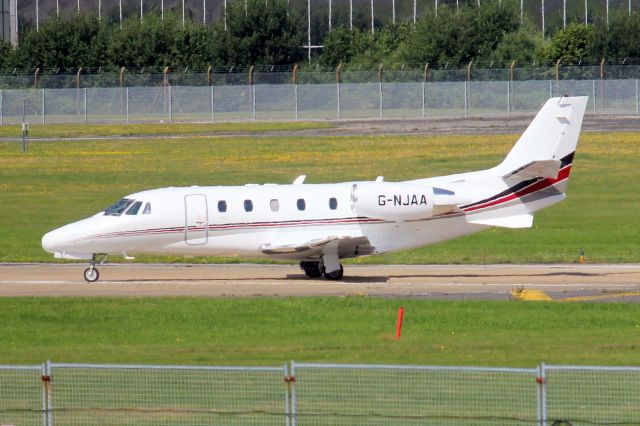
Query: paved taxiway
[{"left": 1, "top": 263, "right": 640, "bottom": 301}]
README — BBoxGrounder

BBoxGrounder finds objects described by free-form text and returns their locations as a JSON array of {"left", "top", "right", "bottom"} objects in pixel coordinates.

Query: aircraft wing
[{"left": 260, "top": 235, "right": 375, "bottom": 260}]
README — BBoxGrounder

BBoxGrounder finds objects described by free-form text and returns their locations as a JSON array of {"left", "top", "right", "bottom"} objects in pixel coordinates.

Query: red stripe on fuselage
[{"left": 462, "top": 165, "right": 572, "bottom": 213}]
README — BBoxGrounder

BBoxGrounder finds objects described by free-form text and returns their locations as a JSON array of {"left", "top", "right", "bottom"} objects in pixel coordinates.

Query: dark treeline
[{"left": 2, "top": 0, "right": 640, "bottom": 72}]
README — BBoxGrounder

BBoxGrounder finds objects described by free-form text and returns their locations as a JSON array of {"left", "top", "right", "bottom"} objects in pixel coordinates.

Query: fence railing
[
  {"left": 0, "top": 79, "right": 639, "bottom": 126},
  {"left": 3, "top": 64, "right": 640, "bottom": 89},
  {"left": 1, "top": 361, "right": 639, "bottom": 425}
]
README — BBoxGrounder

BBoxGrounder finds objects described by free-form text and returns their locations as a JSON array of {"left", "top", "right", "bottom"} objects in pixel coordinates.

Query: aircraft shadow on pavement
[{"left": 385, "top": 271, "right": 611, "bottom": 279}]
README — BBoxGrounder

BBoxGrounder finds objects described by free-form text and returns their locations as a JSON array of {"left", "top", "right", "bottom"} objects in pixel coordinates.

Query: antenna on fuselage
[{"left": 293, "top": 175, "right": 306, "bottom": 184}]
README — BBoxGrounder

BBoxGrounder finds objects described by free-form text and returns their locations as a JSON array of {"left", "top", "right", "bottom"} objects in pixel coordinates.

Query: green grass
[
  {"left": 0, "top": 128, "right": 638, "bottom": 263},
  {"left": 1, "top": 297, "right": 638, "bottom": 366},
  {"left": 0, "top": 121, "right": 332, "bottom": 138}
]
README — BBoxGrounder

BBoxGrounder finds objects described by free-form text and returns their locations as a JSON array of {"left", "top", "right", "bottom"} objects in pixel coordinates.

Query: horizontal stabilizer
[
  {"left": 502, "top": 160, "right": 561, "bottom": 182},
  {"left": 469, "top": 213, "right": 534, "bottom": 229}
]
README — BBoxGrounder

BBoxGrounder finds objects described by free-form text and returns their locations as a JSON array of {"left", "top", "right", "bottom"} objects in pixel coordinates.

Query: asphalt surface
[{"left": 2, "top": 263, "right": 640, "bottom": 301}]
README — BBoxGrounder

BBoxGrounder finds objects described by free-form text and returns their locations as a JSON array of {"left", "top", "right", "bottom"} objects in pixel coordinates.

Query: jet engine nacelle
[{"left": 351, "top": 182, "right": 435, "bottom": 221}]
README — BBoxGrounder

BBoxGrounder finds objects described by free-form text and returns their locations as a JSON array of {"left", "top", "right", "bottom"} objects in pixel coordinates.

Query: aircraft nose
[{"left": 42, "top": 228, "right": 67, "bottom": 253}]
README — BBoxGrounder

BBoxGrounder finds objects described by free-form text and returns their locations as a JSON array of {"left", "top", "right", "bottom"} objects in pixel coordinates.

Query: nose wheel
[
  {"left": 84, "top": 267, "right": 100, "bottom": 282},
  {"left": 84, "top": 254, "right": 107, "bottom": 283}
]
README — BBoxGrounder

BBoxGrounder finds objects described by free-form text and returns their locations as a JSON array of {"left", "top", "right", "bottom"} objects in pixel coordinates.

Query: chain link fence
[
  {"left": 291, "top": 363, "right": 539, "bottom": 424},
  {"left": 45, "top": 362, "right": 290, "bottom": 426},
  {"left": 1, "top": 362, "right": 639, "bottom": 425},
  {"left": 542, "top": 365, "right": 640, "bottom": 425},
  {"left": 1, "top": 78, "right": 639, "bottom": 125},
  {"left": 0, "top": 365, "right": 45, "bottom": 426}
]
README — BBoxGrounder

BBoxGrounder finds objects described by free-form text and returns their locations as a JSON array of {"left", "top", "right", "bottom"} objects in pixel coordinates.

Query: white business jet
[{"left": 42, "top": 96, "right": 588, "bottom": 282}]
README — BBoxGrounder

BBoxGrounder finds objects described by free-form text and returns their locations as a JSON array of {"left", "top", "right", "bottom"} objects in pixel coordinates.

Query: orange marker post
[{"left": 395, "top": 307, "right": 405, "bottom": 340}]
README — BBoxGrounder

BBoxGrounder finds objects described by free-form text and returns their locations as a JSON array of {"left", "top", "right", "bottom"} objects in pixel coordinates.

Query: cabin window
[
  {"left": 104, "top": 198, "right": 134, "bottom": 216},
  {"left": 218, "top": 200, "right": 227, "bottom": 213},
  {"left": 270, "top": 199, "right": 280, "bottom": 212},
  {"left": 125, "top": 201, "right": 143, "bottom": 215},
  {"left": 142, "top": 203, "right": 151, "bottom": 214},
  {"left": 329, "top": 197, "right": 338, "bottom": 210},
  {"left": 297, "top": 198, "right": 306, "bottom": 211},
  {"left": 244, "top": 199, "right": 253, "bottom": 212}
]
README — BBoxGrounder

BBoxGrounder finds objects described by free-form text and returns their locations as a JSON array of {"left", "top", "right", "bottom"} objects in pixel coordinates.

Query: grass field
[
  {"left": 1, "top": 297, "right": 639, "bottom": 366},
  {"left": 0, "top": 121, "right": 333, "bottom": 138},
  {"left": 0, "top": 125, "right": 638, "bottom": 263}
]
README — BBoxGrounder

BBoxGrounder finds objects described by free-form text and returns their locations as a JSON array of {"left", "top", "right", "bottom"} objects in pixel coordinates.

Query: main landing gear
[
  {"left": 300, "top": 261, "right": 344, "bottom": 280},
  {"left": 84, "top": 254, "right": 107, "bottom": 283}
]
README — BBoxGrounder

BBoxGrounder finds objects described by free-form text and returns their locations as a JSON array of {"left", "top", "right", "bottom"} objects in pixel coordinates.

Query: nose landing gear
[
  {"left": 83, "top": 267, "right": 99, "bottom": 282},
  {"left": 84, "top": 254, "right": 108, "bottom": 283}
]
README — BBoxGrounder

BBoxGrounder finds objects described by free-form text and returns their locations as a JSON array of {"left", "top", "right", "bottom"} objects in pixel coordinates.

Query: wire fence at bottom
[{"left": 1, "top": 362, "right": 640, "bottom": 426}]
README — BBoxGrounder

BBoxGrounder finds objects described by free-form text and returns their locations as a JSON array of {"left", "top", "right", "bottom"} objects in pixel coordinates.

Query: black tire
[
  {"left": 300, "top": 261, "right": 323, "bottom": 279},
  {"left": 83, "top": 267, "right": 99, "bottom": 283},
  {"left": 324, "top": 265, "right": 344, "bottom": 280}
]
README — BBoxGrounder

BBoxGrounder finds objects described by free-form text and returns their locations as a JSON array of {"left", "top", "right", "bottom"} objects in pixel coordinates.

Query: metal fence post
[
  {"left": 294, "top": 84, "right": 299, "bottom": 120},
  {"left": 378, "top": 63, "right": 383, "bottom": 118},
  {"left": 464, "top": 81, "right": 468, "bottom": 118},
  {"left": 83, "top": 87, "right": 87, "bottom": 124},
  {"left": 592, "top": 79, "right": 597, "bottom": 115},
  {"left": 251, "top": 85, "right": 256, "bottom": 121},
  {"left": 379, "top": 81, "right": 383, "bottom": 118},
  {"left": 210, "top": 84, "right": 215, "bottom": 122},
  {"left": 41, "top": 362, "right": 47, "bottom": 426},
  {"left": 293, "top": 65, "right": 299, "bottom": 120},
  {"left": 42, "top": 88, "right": 46, "bottom": 124},
  {"left": 290, "top": 361, "right": 297, "bottom": 426},
  {"left": 507, "top": 80, "right": 511, "bottom": 117},
  {"left": 636, "top": 79, "right": 639, "bottom": 116},
  {"left": 538, "top": 363, "right": 547, "bottom": 426},
  {"left": 284, "top": 363, "right": 291, "bottom": 426},
  {"left": 336, "top": 64, "right": 342, "bottom": 119},
  {"left": 0, "top": 88, "right": 3, "bottom": 126},
  {"left": 169, "top": 85, "right": 173, "bottom": 123},
  {"left": 421, "top": 81, "right": 426, "bottom": 118},
  {"left": 337, "top": 83, "right": 341, "bottom": 119},
  {"left": 44, "top": 360, "right": 52, "bottom": 426},
  {"left": 126, "top": 87, "right": 129, "bottom": 124}
]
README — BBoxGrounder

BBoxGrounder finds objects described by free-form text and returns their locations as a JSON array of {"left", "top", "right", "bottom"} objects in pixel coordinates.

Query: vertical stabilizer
[
  {"left": 499, "top": 96, "right": 588, "bottom": 176},
  {"left": 463, "top": 96, "right": 589, "bottom": 224}
]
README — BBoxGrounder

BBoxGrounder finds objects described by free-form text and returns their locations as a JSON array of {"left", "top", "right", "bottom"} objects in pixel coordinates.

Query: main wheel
[
  {"left": 324, "top": 265, "right": 344, "bottom": 280},
  {"left": 83, "top": 267, "right": 99, "bottom": 283},
  {"left": 300, "top": 261, "right": 323, "bottom": 279}
]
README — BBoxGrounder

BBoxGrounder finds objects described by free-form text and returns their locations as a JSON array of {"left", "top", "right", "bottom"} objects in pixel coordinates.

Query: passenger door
[{"left": 184, "top": 194, "right": 208, "bottom": 245}]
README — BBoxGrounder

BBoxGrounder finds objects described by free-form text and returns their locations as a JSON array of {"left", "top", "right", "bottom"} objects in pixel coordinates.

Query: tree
[
  {"left": 9, "top": 16, "right": 107, "bottom": 69},
  {"left": 213, "top": 0, "right": 304, "bottom": 66},
  {"left": 592, "top": 12, "right": 640, "bottom": 60},
  {"left": 107, "top": 13, "right": 183, "bottom": 68},
  {"left": 395, "top": 3, "right": 520, "bottom": 66},
  {"left": 0, "top": 39, "right": 12, "bottom": 69},
  {"left": 537, "top": 23, "right": 594, "bottom": 65},
  {"left": 490, "top": 28, "right": 542, "bottom": 66}
]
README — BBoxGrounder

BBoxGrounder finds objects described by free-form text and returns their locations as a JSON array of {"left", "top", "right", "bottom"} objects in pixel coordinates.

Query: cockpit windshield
[
  {"left": 104, "top": 198, "right": 134, "bottom": 216},
  {"left": 125, "top": 201, "right": 143, "bottom": 215}
]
